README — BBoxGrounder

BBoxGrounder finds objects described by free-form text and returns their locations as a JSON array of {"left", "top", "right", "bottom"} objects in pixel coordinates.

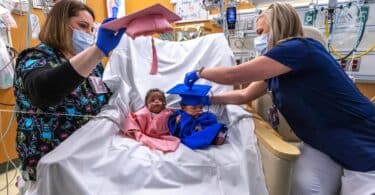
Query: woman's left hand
[{"left": 96, "top": 18, "right": 126, "bottom": 56}]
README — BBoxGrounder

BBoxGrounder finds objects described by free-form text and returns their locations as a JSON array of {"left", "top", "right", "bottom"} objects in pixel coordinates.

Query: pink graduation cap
[
  {"left": 101, "top": 4, "right": 182, "bottom": 75},
  {"left": 101, "top": 3, "right": 182, "bottom": 39},
  {"left": 167, "top": 84, "right": 212, "bottom": 106}
]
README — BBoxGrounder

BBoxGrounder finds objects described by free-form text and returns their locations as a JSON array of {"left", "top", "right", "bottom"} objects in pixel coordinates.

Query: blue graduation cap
[{"left": 167, "top": 84, "right": 212, "bottom": 106}]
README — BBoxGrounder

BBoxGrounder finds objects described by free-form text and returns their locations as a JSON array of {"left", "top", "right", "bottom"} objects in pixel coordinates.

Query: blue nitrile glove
[
  {"left": 111, "top": 7, "right": 118, "bottom": 18},
  {"left": 96, "top": 18, "right": 126, "bottom": 56},
  {"left": 184, "top": 70, "right": 199, "bottom": 89}
]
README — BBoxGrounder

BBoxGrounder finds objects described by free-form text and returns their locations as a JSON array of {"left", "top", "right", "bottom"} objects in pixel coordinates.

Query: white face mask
[
  {"left": 71, "top": 29, "right": 94, "bottom": 54},
  {"left": 254, "top": 33, "right": 269, "bottom": 56}
]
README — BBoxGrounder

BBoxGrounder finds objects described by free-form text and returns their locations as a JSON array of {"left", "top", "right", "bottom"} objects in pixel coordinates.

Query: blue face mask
[
  {"left": 71, "top": 29, "right": 94, "bottom": 54},
  {"left": 254, "top": 33, "right": 269, "bottom": 56}
]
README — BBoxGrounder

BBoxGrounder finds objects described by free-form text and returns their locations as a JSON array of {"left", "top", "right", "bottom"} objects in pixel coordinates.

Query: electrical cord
[
  {"left": 0, "top": 108, "right": 15, "bottom": 142},
  {"left": 0, "top": 103, "right": 15, "bottom": 106},
  {"left": 330, "top": 41, "right": 375, "bottom": 59},
  {"left": 0, "top": 108, "right": 18, "bottom": 194},
  {"left": 326, "top": 2, "right": 372, "bottom": 60},
  {"left": 0, "top": 46, "right": 17, "bottom": 72},
  {"left": 6, "top": 46, "right": 17, "bottom": 59}
]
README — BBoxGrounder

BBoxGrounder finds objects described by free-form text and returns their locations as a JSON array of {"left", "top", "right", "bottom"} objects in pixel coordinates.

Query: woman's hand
[
  {"left": 184, "top": 70, "right": 199, "bottom": 88},
  {"left": 96, "top": 18, "right": 126, "bottom": 56}
]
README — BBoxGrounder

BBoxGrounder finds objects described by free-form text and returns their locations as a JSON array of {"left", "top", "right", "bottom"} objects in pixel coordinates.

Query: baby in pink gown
[{"left": 123, "top": 89, "right": 180, "bottom": 152}]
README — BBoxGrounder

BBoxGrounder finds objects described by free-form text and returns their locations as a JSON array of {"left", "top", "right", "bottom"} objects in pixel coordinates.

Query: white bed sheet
[{"left": 26, "top": 33, "right": 268, "bottom": 195}]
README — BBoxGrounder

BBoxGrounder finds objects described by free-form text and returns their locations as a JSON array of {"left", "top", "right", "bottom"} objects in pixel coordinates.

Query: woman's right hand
[
  {"left": 184, "top": 70, "right": 199, "bottom": 88},
  {"left": 95, "top": 18, "right": 126, "bottom": 56}
]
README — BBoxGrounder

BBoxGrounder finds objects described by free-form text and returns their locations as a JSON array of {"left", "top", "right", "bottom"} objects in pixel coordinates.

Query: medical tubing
[
  {"left": 0, "top": 108, "right": 16, "bottom": 142},
  {"left": 328, "top": 8, "right": 335, "bottom": 35},
  {"left": 0, "top": 109, "right": 18, "bottom": 194},
  {"left": 327, "top": 5, "right": 343, "bottom": 53},
  {"left": 330, "top": 42, "right": 375, "bottom": 58},
  {"left": 0, "top": 102, "right": 15, "bottom": 106},
  {"left": 26, "top": 0, "right": 32, "bottom": 49},
  {"left": 0, "top": 108, "right": 95, "bottom": 119},
  {"left": 0, "top": 60, "right": 13, "bottom": 71},
  {"left": 0, "top": 50, "right": 17, "bottom": 72},
  {"left": 329, "top": 16, "right": 368, "bottom": 59},
  {"left": 327, "top": 2, "right": 370, "bottom": 60},
  {"left": 221, "top": 0, "right": 227, "bottom": 36},
  {"left": 0, "top": 109, "right": 122, "bottom": 129}
]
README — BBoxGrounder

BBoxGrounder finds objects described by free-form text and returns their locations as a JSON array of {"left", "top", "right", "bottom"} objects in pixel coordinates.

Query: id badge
[
  {"left": 88, "top": 76, "right": 108, "bottom": 94},
  {"left": 267, "top": 104, "right": 280, "bottom": 130}
]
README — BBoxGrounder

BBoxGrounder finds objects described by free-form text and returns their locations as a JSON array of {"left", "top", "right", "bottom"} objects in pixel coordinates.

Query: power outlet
[
  {"left": 350, "top": 58, "right": 361, "bottom": 72},
  {"left": 340, "top": 58, "right": 361, "bottom": 72},
  {"left": 340, "top": 59, "right": 347, "bottom": 70}
]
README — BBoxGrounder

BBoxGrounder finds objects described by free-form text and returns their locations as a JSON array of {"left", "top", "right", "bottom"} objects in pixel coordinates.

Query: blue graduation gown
[{"left": 168, "top": 110, "right": 226, "bottom": 149}]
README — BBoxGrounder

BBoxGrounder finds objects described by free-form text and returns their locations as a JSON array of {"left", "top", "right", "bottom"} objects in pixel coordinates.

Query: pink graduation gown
[{"left": 123, "top": 107, "right": 180, "bottom": 152}]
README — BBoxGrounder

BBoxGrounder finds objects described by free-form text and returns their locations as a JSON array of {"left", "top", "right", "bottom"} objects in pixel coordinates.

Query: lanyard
[{"left": 267, "top": 78, "right": 280, "bottom": 130}]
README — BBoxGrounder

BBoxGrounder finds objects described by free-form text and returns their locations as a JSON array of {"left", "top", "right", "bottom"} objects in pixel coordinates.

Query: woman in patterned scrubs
[{"left": 14, "top": 0, "right": 125, "bottom": 182}]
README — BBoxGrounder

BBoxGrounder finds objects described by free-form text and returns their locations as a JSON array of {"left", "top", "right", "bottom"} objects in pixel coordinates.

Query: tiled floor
[{"left": 0, "top": 168, "right": 19, "bottom": 195}]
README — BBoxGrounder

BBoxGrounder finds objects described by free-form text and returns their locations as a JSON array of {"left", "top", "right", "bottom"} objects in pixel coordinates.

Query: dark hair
[
  {"left": 145, "top": 88, "right": 165, "bottom": 104},
  {"left": 39, "top": 0, "right": 95, "bottom": 53}
]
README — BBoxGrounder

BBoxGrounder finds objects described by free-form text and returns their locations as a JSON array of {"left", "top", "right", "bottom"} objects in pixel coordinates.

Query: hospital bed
[{"left": 24, "top": 33, "right": 269, "bottom": 195}]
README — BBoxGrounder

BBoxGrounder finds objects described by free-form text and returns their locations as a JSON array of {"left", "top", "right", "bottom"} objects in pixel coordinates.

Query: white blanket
[{"left": 27, "top": 33, "right": 268, "bottom": 195}]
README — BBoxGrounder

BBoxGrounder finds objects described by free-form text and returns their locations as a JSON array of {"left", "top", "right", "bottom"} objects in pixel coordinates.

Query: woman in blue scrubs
[{"left": 185, "top": 2, "right": 375, "bottom": 195}]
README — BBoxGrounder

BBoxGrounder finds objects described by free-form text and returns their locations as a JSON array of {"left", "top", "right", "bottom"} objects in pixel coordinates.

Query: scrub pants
[{"left": 291, "top": 143, "right": 375, "bottom": 195}]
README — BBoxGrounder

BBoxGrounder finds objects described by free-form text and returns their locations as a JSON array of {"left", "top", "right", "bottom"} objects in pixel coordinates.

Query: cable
[
  {"left": 325, "top": 2, "right": 371, "bottom": 60},
  {"left": 0, "top": 44, "right": 17, "bottom": 73},
  {"left": 26, "top": 0, "right": 32, "bottom": 49},
  {"left": 0, "top": 56, "right": 16, "bottom": 72},
  {"left": 6, "top": 46, "right": 17, "bottom": 59},
  {"left": 0, "top": 103, "right": 15, "bottom": 106},
  {"left": 0, "top": 105, "right": 122, "bottom": 194},
  {"left": 0, "top": 109, "right": 15, "bottom": 142},
  {"left": 347, "top": 50, "right": 357, "bottom": 81},
  {"left": 0, "top": 108, "right": 18, "bottom": 194},
  {"left": 328, "top": 5, "right": 374, "bottom": 59},
  {"left": 330, "top": 43, "right": 375, "bottom": 58},
  {"left": 0, "top": 108, "right": 96, "bottom": 118}
]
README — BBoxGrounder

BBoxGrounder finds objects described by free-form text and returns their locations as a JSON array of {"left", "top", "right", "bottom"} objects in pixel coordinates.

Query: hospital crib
[{"left": 249, "top": 94, "right": 301, "bottom": 195}]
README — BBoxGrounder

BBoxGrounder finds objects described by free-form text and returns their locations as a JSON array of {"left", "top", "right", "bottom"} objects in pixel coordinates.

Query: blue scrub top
[{"left": 265, "top": 38, "right": 375, "bottom": 172}]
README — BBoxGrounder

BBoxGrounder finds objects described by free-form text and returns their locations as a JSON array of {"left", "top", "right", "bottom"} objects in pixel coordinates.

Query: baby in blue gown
[{"left": 167, "top": 84, "right": 227, "bottom": 149}]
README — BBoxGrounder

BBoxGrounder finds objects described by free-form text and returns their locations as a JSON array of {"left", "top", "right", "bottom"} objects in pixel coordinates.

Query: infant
[
  {"left": 167, "top": 84, "right": 227, "bottom": 150},
  {"left": 123, "top": 88, "right": 180, "bottom": 152}
]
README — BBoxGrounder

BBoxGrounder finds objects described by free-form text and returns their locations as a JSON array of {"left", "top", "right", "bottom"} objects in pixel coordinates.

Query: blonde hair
[
  {"left": 303, "top": 26, "right": 327, "bottom": 49},
  {"left": 257, "top": 2, "right": 303, "bottom": 49},
  {"left": 39, "top": 0, "right": 95, "bottom": 54}
]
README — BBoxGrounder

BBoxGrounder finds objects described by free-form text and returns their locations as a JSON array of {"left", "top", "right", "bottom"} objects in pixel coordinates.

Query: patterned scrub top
[{"left": 14, "top": 44, "right": 111, "bottom": 181}]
